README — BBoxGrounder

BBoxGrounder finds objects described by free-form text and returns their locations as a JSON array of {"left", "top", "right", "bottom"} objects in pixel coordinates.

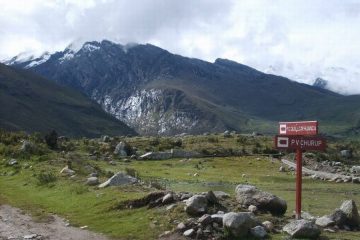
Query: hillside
[
  {"left": 7, "top": 40, "right": 360, "bottom": 135},
  {"left": 0, "top": 63, "right": 136, "bottom": 137}
]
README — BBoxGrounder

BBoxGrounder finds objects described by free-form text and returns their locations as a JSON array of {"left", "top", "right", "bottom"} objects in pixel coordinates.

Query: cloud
[{"left": 1, "top": 0, "right": 360, "bottom": 94}]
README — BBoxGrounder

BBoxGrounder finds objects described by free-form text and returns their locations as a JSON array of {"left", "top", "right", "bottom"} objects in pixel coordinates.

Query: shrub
[{"left": 36, "top": 172, "right": 57, "bottom": 186}]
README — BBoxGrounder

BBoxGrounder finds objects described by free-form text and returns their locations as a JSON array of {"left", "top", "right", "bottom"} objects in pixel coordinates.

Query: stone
[
  {"left": 279, "top": 166, "right": 286, "bottom": 172},
  {"left": 183, "top": 229, "right": 195, "bottom": 237},
  {"left": 114, "top": 142, "right": 128, "bottom": 157},
  {"left": 85, "top": 177, "right": 99, "bottom": 186},
  {"left": 235, "top": 184, "right": 287, "bottom": 216},
  {"left": 20, "top": 140, "right": 34, "bottom": 153},
  {"left": 7, "top": 159, "right": 18, "bottom": 166},
  {"left": 180, "top": 192, "right": 193, "bottom": 201},
  {"left": 211, "top": 213, "right": 224, "bottom": 224},
  {"left": 177, "top": 222, "right": 186, "bottom": 230},
  {"left": 262, "top": 221, "right": 274, "bottom": 232},
  {"left": 329, "top": 209, "right": 347, "bottom": 227},
  {"left": 315, "top": 216, "right": 335, "bottom": 227},
  {"left": 198, "top": 214, "right": 212, "bottom": 226},
  {"left": 283, "top": 219, "right": 321, "bottom": 239},
  {"left": 98, "top": 171, "right": 138, "bottom": 188},
  {"left": 340, "top": 150, "right": 352, "bottom": 158},
  {"left": 101, "top": 135, "right": 110, "bottom": 142},
  {"left": 222, "top": 212, "right": 259, "bottom": 238},
  {"left": 162, "top": 193, "right": 175, "bottom": 204},
  {"left": 205, "top": 190, "right": 218, "bottom": 204},
  {"left": 60, "top": 166, "right": 75, "bottom": 176},
  {"left": 250, "top": 226, "right": 268, "bottom": 238},
  {"left": 23, "top": 234, "right": 38, "bottom": 239},
  {"left": 350, "top": 166, "right": 360, "bottom": 174},
  {"left": 213, "top": 191, "right": 230, "bottom": 199},
  {"left": 301, "top": 211, "right": 316, "bottom": 221},
  {"left": 340, "top": 200, "right": 360, "bottom": 227},
  {"left": 89, "top": 172, "right": 98, "bottom": 177},
  {"left": 248, "top": 205, "right": 257, "bottom": 213},
  {"left": 166, "top": 204, "right": 177, "bottom": 211},
  {"left": 185, "top": 195, "right": 208, "bottom": 216},
  {"left": 223, "top": 130, "right": 231, "bottom": 137}
]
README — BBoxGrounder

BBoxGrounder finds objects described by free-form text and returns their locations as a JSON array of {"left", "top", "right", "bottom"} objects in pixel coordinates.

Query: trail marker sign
[
  {"left": 274, "top": 120, "right": 325, "bottom": 220},
  {"left": 279, "top": 121, "right": 318, "bottom": 136}
]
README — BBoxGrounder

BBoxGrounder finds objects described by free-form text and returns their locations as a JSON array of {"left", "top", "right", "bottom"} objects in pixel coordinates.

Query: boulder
[
  {"left": 86, "top": 177, "right": 99, "bottom": 186},
  {"left": 222, "top": 212, "right": 259, "bottom": 238},
  {"left": 248, "top": 205, "right": 257, "bottom": 213},
  {"left": 283, "top": 219, "right": 321, "bottom": 239},
  {"left": 205, "top": 190, "right": 218, "bottom": 204},
  {"left": 7, "top": 159, "right": 18, "bottom": 166},
  {"left": 340, "top": 200, "right": 360, "bottom": 227},
  {"left": 350, "top": 166, "right": 360, "bottom": 174},
  {"left": 340, "top": 150, "right": 352, "bottom": 158},
  {"left": 198, "top": 214, "right": 212, "bottom": 226},
  {"left": 98, "top": 171, "right": 137, "bottom": 188},
  {"left": 183, "top": 229, "right": 195, "bottom": 237},
  {"left": 315, "top": 216, "right": 335, "bottom": 227},
  {"left": 211, "top": 213, "right": 224, "bottom": 224},
  {"left": 235, "top": 184, "right": 287, "bottom": 215},
  {"left": 213, "top": 191, "right": 230, "bottom": 199},
  {"left": 353, "top": 177, "right": 360, "bottom": 184},
  {"left": 185, "top": 195, "right": 208, "bottom": 216},
  {"left": 250, "top": 226, "right": 267, "bottom": 238},
  {"left": 114, "top": 142, "right": 128, "bottom": 157}
]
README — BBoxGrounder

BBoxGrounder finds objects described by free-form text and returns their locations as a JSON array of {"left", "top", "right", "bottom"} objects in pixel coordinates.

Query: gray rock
[
  {"left": 23, "top": 234, "right": 38, "bottom": 239},
  {"left": 8, "top": 159, "right": 18, "bottom": 166},
  {"left": 329, "top": 209, "right": 347, "bottom": 227},
  {"left": 177, "top": 222, "right": 186, "bottom": 230},
  {"left": 283, "top": 219, "right": 321, "bottom": 239},
  {"left": 60, "top": 166, "right": 75, "bottom": 176},
  {"left": 350, "top": 166, "right": 360, "bottom": 174},
  {"left": 279, "top": 166, "right": 286, "bottom": 172},
  {"left": 86, "top": 177, "right": 99, "bottom": 186},
  {"left": 235, "top": 184, "right": 287, "bottom": 216},
  {"left": 162, "top": 193, "right": 175, "bottom": 204},
  {"left": 315, "top": 216, "right": 335, "bottom": 227},
  {"left": 98, "top": 171, "right": 137, "bottom": 188},
  {"left": 213, "top": 191, "right": 230, "bottom": 199},
  {"left": 114, "top": 142, "right": 128, "bottom": 157},
  {"left": 340, "top": 150, "right": 352, "bottom": 158},
  {"left": 20, "top": 140, "right": 34, "bottom": 153},
  {"left": 166, "top": 204, "right": 177, "bottom": 211},
  {"left": 205, "top": 190, "right": 218, "bottom": 204},
  {"left": 340, "top": 200, "right": 360, "bottom": 227},
  {"left": 301, "top": 211, "right": 316, "bottom": 221},
  {"left": 211, "top": 213, "right": 224, "bottom": 224},
  {"left": 101, "top": 135, "right": 110, "bottom": 142},
  {"left": 248, "top": 205, "right": 257, "bottom": 213},
  {"left": 353, "top": 177, "right": 360, "bottom": 184},
  {"left": 185, "top": 195, "right": 208, "bottom": 216},
  {"left": 250, "top": 226, "right": 268, "bottom": 238},
  {"left": 222, "top": 212, "right": 258, "bottom": 238},
  {"left": 198, "top": 214, "right": 212, "bottom": 226},
  {"left": 262, "top": 221, "right": 274, "bottom": 232},
  {"left": 183, "top": 229, "right": 195, "bottom": 237}
]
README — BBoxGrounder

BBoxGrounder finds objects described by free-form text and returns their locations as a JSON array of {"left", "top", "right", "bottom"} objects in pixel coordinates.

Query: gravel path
[{"left": 0, "top": 204, "right": 110, "bottom": 240}]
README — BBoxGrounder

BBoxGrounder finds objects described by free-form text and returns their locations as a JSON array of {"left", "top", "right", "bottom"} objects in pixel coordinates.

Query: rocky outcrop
[
  {"left": 185, "top": 195, "right": 208, "bottom": 216},
  {"left": 222, "top": 212, "right": 259, "bottom": 238},
  {"left": 235, "top": 184, "right": 287, "bottom": 216},
  {"left": 98, "top": 172, "right": 138, "bottom": 188}
]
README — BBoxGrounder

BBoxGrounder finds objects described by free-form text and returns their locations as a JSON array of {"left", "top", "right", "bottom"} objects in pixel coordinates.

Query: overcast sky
[{"left": 1, "top": 0, "right": 360, "bottom": 94}]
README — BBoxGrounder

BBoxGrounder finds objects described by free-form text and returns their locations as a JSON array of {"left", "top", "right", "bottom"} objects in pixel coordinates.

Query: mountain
[
  {"left": 7, "top": 40, "right": 360, "bottom": 135},
  {"left": 312, "top": 78, "right": 329, "bottom": 89},
  {"left": 0, "top": 63, "right": 136, "bottom": 137}
]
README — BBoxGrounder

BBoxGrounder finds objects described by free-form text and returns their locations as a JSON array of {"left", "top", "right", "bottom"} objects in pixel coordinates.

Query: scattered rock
[
  {"left": 7, "top": 159, "right": 18, "bottom": 166},
  {"left": 222, "top": 212, "right": 258, "bottom": 238},
  {"left": 213, "top": 191, "right": 230, "bottom": 199},
  {"left": 350, "top": 166, "right": 360, "bottom": 174},
  {"left": 283, "top": 219, "right": 321, "bottom": 239},
  {"left": 353, "top": 177, "right": 360, "bottom": 184},
  {"left": 329, "top": 209, "right": 347, "bottom": 227},
  {"left": 198, "top": 214, "right": 212, "bottom": 226},
  {"left": 86, "top": 177, "right": 99, "bottom": 186},
  {"left": 20, "top": 140, "right": 34, "bottom": 153},
  {"left": 235, "top": 184, "right": 287, "bottom": 216},
  {"left": 166, "top": 204, "right": 177, "bottom": 211},
  {"left": 279, "top": 166, "right": 286, "bottom": 172},
  {"left": 177, "top": 222, "right": 186, "bottom": 230},
  {"left": 211, "top": 213, "right": 224, "bottom": 224},
  {"left": 23, "top": 234, "right": 38, "bottom": 239},
  {"left": 316, "top": 216, "right": 335, "bottom": 227},
  {"left": 185, "top": 195, "right": 208, "bottom": 216},
  {"left": 99, "top": 171, "right": 138, "bottom": 188},
  {"left": 250, "top": 225, "right": 267, "bottom": 238},
  {"left": 340, "top": 150, "right": 352, "bottom": 158},
  {"left": 101, "top": 135, "right": 110, "bottom": 142}
]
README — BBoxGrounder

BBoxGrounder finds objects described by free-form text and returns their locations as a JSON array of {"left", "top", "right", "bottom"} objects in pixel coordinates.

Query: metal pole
[{"left": 295, "top": 148, "right": 302, "bottom": 219}]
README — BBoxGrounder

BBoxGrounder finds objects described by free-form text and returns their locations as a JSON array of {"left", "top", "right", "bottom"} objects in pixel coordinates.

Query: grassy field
[{"left": 1, "top": 132, "right": 360, "bottom": 239}]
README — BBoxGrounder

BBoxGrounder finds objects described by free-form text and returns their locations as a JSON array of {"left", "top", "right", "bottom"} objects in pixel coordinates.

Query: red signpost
[{"left": 275, "top": 120, "right": 326, "bottom": 220}]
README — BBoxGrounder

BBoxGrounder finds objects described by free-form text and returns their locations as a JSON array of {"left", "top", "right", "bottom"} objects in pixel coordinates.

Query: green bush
[{"left": 36, "top": 172, "right": 57, "bottom": 186}]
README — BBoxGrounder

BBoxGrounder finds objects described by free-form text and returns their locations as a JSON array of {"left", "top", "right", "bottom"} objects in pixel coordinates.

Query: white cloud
[{"left": 1, "top": 0, "right": 360, "bottom": 94}]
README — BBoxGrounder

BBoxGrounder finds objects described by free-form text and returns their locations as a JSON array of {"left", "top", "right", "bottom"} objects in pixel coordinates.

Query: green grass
[{"left": 1, "top": 133, "right": 360, "bottom": 239}]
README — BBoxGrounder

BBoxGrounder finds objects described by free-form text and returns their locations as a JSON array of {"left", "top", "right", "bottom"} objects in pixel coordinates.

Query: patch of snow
[
  {"left": 59, "top": 51, "right": 75, "bottom": 64},
  {"left": 83, "top": 43, "right": 100, "bottom": 52},
  {"left": 25, "top": 53, "right": 51, "bottom": 68}
]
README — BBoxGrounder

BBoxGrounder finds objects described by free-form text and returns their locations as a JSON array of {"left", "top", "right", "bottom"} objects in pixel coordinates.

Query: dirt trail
[
  {"left": 281, "top": 159, "right": 350, "bottom": 180},
  {"left": 0, "top": 204, "right": 110, "bottom": 240}
]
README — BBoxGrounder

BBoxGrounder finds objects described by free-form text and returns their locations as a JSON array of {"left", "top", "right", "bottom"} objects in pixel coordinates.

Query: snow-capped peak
[{"left": 25, "top": 52, "right": 51, "bottom": 68}]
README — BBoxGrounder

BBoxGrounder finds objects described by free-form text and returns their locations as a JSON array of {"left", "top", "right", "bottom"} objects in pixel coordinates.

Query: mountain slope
[
  {"left": 8, "top": 40, "right": 360, "bottom": 135},
  {"left": 0, "top": 63, "right": 136, "bottom": 137}
]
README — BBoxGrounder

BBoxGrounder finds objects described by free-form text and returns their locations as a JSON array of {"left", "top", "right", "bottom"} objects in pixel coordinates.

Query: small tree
[{"left": 45, "top": 130, "right": 58, "bottom": 149}]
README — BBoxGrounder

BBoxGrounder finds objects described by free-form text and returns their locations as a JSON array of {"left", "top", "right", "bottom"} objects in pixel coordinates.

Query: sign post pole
[{"left": 295, "top": 148, "right": 302, "bottom": 220}]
